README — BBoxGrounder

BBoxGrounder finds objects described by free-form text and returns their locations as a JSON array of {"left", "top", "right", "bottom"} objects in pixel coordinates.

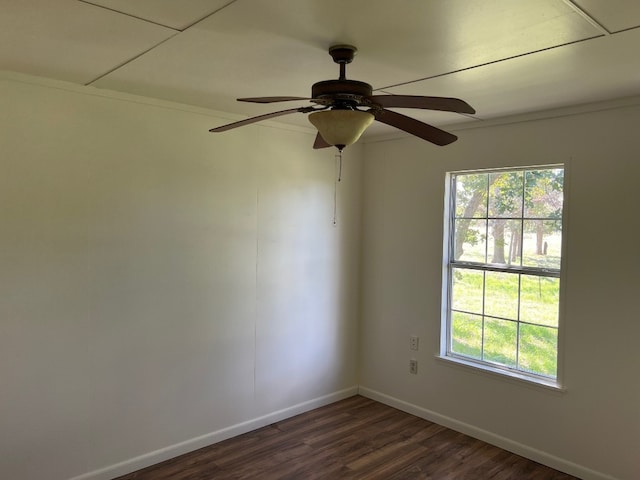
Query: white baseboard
[
  {"left": 70, "top": 385, "right": 619, "bottom": 480},
  {"left": 70, "top": 386, "right": 358, "bottom": 480},
  {"left": 357, "top": 386, "right": 618, "bottom": 480}
]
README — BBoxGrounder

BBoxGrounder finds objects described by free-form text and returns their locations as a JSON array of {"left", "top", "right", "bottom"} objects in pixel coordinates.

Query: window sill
[{"left": 435, "top": 355, "right": 566, "bottom": 393}]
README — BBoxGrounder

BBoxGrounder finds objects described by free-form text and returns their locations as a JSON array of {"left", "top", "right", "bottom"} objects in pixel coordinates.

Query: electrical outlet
[
  {"left": 410, "top": 335, "right": 419, "bottom": 351},
  {"left": 409, "top": 359, "right": 418, "bottom": 374}
]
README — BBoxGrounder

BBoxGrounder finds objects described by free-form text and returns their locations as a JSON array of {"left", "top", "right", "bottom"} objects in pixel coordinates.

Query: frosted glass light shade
[{"left": 308, "top": 110, "right": 374, "bottom": 148}]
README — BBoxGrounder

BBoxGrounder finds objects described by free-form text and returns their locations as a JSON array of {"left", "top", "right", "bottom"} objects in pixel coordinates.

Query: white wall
[
  {"left": 359, "top": 103, "right": 640, "bottom": 480},
  {"left": 0, "top": 74, "right": 361, "bottom": 480},
  {"left": 4, "top": 70, "right": 638, "bottom": 480}
]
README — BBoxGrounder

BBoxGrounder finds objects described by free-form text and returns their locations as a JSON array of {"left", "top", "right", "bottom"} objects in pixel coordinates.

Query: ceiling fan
[{"left": 209, "top": 45, "right": 475, "bottom": 151}]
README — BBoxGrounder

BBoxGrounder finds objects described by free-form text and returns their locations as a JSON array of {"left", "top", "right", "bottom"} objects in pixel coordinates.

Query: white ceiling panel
[
  {"left": 80, "top": 0, "right": 236, "bottom": 31},
  {"left": 385, "top": 27, "right": 640, "bottom": 121},
  {"left": 572, "top": 0, "right": 640, "bottom": 33},
  {"left": 0, "top": 0, "right": 174, "bottom": 85},
  {"left": 93, "top": 0, "right": 602, "bottom": 116},
  {"left": 1, "top": 0, "right": 639, "bottom": 143}
]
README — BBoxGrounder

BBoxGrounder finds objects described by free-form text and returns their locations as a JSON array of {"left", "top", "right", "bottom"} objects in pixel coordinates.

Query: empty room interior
[{"left": 1, "top": 1, "right": 639, "bottom": 479}]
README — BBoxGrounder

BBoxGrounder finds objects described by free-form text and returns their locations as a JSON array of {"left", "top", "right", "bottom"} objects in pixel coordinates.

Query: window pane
[
  {"left": 454, "top": 219, "right": 487, "bottom": 262},
  {"left": 484, "top": 271, "right": 519, "bottom": 320},
  {"left": 524, "top": 169, "right": 564, "bottom": 219},
  {"left": 484, "top": 318, "right": 517, "bottom": 367},
  {"left": 455, "top": 173, "right": 488, "bottom": 218},
  {"left": 452, "top": 268, "right": 483, "bottom": 314},
  {"left": 519, "top": 324, "right": 558, "bottom": 377},
  {"left": 487, "top": 219, "right": 521, "bottom": 266},
  {"left": 520, "top": 275, "right": 559, "bottom": 327},
  {"left": 488, "top": 171, "right": 523, "bottom": 218},
  {"left": 522, "top": 220, "right": 562, "bottom": 269},
  {"left": 451, "top": 312, "right": 482, "bottom": 359}
]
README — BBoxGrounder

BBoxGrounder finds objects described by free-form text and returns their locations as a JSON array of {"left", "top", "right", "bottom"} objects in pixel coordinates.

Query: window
[{"left": 442, "top": 166, "right": 564, "bottom": 385}]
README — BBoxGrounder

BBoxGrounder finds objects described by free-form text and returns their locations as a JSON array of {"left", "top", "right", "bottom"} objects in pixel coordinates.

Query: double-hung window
[{"left": 442, "top": 166, "right": 565, "bottom": 385}]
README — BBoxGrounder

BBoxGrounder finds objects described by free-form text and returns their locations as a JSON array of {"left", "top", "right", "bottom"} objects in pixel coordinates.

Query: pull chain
[{"left": 333, "top": 149, "right": 343, "bottom": 225}]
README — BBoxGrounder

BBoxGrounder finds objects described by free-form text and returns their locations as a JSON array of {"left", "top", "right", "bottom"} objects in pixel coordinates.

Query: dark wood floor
[{"left": 114, "top": 395, "right": 578, "bottom": 480}]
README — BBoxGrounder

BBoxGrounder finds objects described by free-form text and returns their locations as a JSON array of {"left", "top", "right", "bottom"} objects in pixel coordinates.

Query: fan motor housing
[{"left": 311, "top": 79, "right": 373, "bottom": 106}]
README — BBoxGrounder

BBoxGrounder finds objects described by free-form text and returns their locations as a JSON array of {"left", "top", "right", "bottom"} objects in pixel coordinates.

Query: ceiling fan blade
[
  {"left": 373, "top": 109, "right": 457, "bottom": 146},
  {"left": 368, "top": 95, "right": 475, "bottom": 114},
  {"left": 238, "top": 96, "right": 311, "bottom": 103},
  {"left": 209, "top": 107, "right": 312, "bottom": 132},
  {"left": 313, "top": 132, "right": 331, "bottom": 149}
]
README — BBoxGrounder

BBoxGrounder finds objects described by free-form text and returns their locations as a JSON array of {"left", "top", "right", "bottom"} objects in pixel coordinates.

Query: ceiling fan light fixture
[
  {"left": 210, "top": 44, "right": 474, "bottom": 149},
  {"left": 308, "top": 109, "right": 374, "bottom": 150}
]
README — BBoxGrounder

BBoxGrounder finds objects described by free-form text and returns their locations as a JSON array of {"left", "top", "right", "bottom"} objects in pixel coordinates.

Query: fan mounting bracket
[{"left": 328, "top": 45, "right": 357, "bottom": 64}]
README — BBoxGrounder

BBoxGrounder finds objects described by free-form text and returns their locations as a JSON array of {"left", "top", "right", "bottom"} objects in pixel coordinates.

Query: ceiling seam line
[
  {"left": 607, "top": 24, "right": 640, "bottom": 35},
  {"left": 561, "top": 0, "right": 611, "bottom": 35},
  {"left": 377, "top": 34, "right": 604, "bottom": 91},
  {"left": 84, "top": 32, "right": 180, "bottom": 86},
  {"left": 179, "top": 0, "right": 241, "bottom": 31},
  {"left": 77, "top": 0, "right": 180, "bottom": 31}
]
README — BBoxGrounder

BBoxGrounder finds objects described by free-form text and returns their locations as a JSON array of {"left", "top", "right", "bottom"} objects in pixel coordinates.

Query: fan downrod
[{"left": 312, "top": 44, "right": 371, "bottom": 106}]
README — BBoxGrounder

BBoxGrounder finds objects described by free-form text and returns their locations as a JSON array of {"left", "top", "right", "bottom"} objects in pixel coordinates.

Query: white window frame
[{"left": 440, "top": 165, "right": 567, "bottom": 389}]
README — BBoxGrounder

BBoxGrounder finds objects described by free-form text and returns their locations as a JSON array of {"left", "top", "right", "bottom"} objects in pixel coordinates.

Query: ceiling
[{"left": 2, "top": 0, "right": 640, "bottom": 139}]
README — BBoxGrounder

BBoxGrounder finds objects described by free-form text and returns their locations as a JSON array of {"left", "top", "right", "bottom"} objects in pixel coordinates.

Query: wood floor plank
[{"left": 113, "top": 395, "right": 579, "bottom": 480}]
